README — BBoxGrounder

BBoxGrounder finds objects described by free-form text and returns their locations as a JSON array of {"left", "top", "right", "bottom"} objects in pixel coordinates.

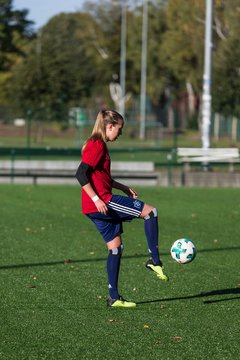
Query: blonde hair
[{"left": 86, "top": 110, "right": 123, "bottom": 144}]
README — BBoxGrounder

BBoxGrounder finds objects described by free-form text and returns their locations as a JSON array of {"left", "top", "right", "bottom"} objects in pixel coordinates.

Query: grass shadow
[
  {"left": 0, "top": 245, "right": 239, "bottom": 270},
  {"left": 136, "top": 287, "right": 240, "bottom": 305}
]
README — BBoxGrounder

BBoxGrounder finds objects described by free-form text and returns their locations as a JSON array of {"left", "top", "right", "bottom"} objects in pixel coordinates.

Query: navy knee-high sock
[
  {"left": 144, "top": 208, "right": 161, "bottom": 265},
  {"left": 107, "top": 245, "right": 123, "bottom": 300}
]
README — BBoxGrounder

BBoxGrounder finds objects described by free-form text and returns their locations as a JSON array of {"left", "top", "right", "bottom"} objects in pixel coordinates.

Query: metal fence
[
  {"left": 1, "top": 103, "right": 240, "bottom": 143},
  {"left": 212, "top": 113, "right": 240, "bottom": 142}
]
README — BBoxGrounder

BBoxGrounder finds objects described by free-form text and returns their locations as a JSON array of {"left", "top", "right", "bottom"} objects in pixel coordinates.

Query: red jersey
[{"left": 81, "top": 138, "right": 113, "bottom": 214}]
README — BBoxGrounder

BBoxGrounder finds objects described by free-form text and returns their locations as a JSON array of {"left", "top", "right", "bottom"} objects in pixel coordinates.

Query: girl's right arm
[{"left": 82, "top": 183, "right": 108, "bottom": 214}]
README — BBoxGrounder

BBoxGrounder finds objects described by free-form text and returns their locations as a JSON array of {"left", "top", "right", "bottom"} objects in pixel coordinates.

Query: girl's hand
[
  {"left": 125, "top": 187, "right": 138, "bottom": 199},
  {"left": 95, "top": 199, "right": 108, "bottom": 215},
  {"left": 111, "top": 180, "right": 138, "bottom": 199}
]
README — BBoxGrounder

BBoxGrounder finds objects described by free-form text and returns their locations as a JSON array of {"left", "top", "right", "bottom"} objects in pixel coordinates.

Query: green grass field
[{"left": 0, "top": 185, "right": 239, "bottom": 360}]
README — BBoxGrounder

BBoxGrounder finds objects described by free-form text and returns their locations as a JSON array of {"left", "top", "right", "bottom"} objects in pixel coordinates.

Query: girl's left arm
[{"left": 112, "top": 180, "right": 138, "bottom": 199}]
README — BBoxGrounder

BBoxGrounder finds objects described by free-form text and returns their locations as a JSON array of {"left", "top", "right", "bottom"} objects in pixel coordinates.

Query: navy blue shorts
[{"left": 87, "top": 194, "right": 144, "bottom": 243}]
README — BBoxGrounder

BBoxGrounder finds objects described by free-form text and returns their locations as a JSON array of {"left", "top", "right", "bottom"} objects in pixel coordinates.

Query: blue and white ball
[{"left": 171, "top": 238, "right": 196, "bottom": 264}]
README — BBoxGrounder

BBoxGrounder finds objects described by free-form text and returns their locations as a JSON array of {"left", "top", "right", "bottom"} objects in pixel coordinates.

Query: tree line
[{"left": 0, "top": 0, "right": 239, "bottom": 126}]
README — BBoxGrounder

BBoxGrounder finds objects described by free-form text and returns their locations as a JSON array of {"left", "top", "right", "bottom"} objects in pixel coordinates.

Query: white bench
[
  {"left": 0, "top": 160, "right": 157, "bottom": 185},
  {"left": 177, "top": 147, "right": 239, "bottom": 172},
  {"left": 111, "top": 161, "right": 158, "bottom": 185}
]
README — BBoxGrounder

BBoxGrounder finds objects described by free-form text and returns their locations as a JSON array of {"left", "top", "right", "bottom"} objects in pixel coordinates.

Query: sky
[{"left": 13, "top": 0, "right": 86, "bottom": 30}]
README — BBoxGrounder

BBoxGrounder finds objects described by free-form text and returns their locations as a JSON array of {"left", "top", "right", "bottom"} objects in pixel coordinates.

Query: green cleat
[
  {"left": 107, "top": 296, "right": 136, "bottom": 308},
  {"left": 146, "top": 259, "right": 169, "bottom": 281}
]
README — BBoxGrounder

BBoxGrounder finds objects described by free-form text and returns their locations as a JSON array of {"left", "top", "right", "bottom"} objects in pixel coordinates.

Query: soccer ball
[{"left": 170, "top": 238, "right": 196, "bottom": 264}]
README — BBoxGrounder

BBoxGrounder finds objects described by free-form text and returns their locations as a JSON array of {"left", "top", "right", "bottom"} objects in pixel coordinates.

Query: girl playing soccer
[{"left": 76, "top": 109, "right": 168, "bottom": 308}]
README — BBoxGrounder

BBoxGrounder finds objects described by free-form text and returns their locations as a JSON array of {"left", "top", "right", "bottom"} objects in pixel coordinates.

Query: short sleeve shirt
[{"left": 81, "top": 138, "right": 113, "bottom": 214}]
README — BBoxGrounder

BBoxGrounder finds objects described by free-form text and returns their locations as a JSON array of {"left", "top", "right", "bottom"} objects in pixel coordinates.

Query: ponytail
[{"left": 85, "top": 110, "right": 123, "bottom": 145}]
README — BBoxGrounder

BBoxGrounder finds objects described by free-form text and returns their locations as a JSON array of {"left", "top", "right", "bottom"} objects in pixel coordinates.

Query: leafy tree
[
  {"left": 10, "top": 12, "right": 108, "bottom": 120},
  {"left": 158, "top": 0, "right": 240, "bottom": 126},
  {"left": 0, "top": 0, "right": 34, "bottom": 105},
  {"left": 213, "top": 0, "right": 240, "bottom": 116},
  {"left": 160, "top": 0, "right": 206, "bottom": 95},
  {"left": 82, "top": 0, "right": 122, "bottom": 100},
  {"left": 0, "top": 0, "right": 34, "bottom": 70},
  {"left": 145, "top": 3, "right": 169, "bottom": 103},
  {"left": 7, "top": 0, "right": 240, "bottom": 125},
  {"left": 85, "top": 0, "right": 170, "bottom": 108},
  {"left": 10, "top": 1, "right": 132, "bottom": 119}
]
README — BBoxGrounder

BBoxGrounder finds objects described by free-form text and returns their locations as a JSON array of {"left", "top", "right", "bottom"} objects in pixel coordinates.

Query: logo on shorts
[{"left": 133, "top": 200, "right": 141, "bottom": 209}]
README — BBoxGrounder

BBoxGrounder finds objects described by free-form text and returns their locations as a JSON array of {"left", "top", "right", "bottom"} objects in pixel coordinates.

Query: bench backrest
[
  {"left": 0, "top": 160, "right": 78, "bottom": 171},
  {"left": 177, "top": 147, "right": 239, "bottom": 162},
  {"left": 111, "top": 161, "right": 154, "bottom": 172},
  {"left": 0, "top": 160, "right": 155, "bottom": 172}
]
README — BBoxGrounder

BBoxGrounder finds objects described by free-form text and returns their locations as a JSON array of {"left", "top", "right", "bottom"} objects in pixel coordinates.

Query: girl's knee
[
  {"left": 140, "top": 203, "right": 155, "bottom": 219},
  {"left": 106, "top": 235, "right": 122, "bottom": 250}
]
